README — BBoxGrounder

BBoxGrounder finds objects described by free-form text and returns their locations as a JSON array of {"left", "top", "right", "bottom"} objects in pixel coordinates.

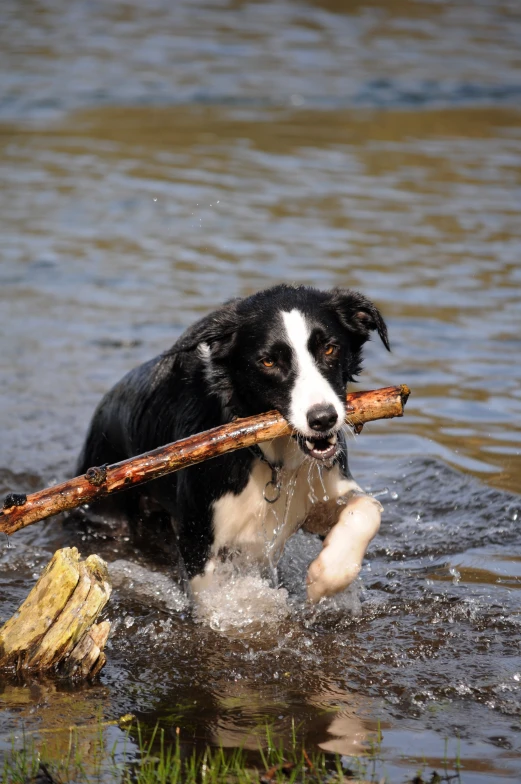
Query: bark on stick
[{"left": 0, "top": 384, "right": 410, "bottom": 536}]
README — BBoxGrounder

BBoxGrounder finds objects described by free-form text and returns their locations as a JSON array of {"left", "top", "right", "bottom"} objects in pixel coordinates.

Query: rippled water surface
[{"left": 1, "top": 0, "right": 520, "bottom": 781}]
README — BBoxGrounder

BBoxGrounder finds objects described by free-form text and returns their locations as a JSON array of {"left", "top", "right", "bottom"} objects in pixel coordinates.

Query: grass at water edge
[{"left": 1, "top": 718, "right": 462, "bottom": 784}]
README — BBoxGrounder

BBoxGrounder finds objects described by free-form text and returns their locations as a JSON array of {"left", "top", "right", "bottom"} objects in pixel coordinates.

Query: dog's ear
[
  {"left": 172, "top": 299, "right": 240, "bottom": 359},
  {"left": 329, "top": 288, "right": 390, "bottom": 351}
]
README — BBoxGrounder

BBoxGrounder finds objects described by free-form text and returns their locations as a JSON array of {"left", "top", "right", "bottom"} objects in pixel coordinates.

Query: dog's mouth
[{"left": 299, "top": 432, "right": 339, "bottom": 461}]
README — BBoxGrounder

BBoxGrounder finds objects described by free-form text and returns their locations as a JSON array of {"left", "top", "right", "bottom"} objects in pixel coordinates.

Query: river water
[{"left": 1, "top": 0, "right": 520, "bottom": 781}]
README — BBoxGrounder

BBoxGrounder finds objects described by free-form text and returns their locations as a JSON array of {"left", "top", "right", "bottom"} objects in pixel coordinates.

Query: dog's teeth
[
  {"left": 305, "top": 440, "right": 314, "bottom": 450},
  {"left": 327, "top": 434, "right": 337, "bottom": 445}
]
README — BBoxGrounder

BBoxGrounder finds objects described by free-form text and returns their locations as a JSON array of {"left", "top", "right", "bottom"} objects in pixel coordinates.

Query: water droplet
[
  {"left": 371, "top": 487, "right": 389, "bottom": 499},
  {"left": 449, "top": 567, "right": 461, "bottom": 584},
  {"left": 390, "top": 491, "right": 399, "bottom": 500},
  {"left": 317, "top": 464, "right": 328, "bottom": 500}
]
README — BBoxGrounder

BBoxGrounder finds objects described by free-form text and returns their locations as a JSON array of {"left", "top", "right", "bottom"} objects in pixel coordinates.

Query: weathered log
[
  {"left": 0, "top": 384, "right": 410, "bottom": 536},
  {"left": 0, "top": 547, "right": 111, "bottom": 676},
  {"left": 63, "top": 619, "right": 111, "bottom": 679}
]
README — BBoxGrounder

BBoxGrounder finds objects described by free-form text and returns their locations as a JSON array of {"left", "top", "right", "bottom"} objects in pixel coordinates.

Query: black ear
[
  {"left": 172, "top": 299, "right": 240, "bottom": 359},
  {"left": 329, "top": 288, "right": 390, "bottom": 351}
]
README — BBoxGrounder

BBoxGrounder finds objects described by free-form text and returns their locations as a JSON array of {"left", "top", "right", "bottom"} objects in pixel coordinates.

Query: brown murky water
[{"left": 1, "top": 1, "right": 521, "bottom": 781}]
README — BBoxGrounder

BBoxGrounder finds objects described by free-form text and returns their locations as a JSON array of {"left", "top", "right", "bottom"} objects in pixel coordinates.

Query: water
[{"left": 1, "top": 0, "right": 521, "bottom": 781}]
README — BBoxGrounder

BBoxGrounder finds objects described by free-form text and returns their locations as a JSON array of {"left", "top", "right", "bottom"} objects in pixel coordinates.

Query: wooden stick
[{"left": 0, "top": 384, "right": 410, "bottom": 536}]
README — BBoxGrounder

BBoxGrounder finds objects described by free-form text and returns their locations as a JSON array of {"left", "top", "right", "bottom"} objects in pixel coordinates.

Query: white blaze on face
[{"left": 281, "top": 309, "right": 344, "bottom": 437}]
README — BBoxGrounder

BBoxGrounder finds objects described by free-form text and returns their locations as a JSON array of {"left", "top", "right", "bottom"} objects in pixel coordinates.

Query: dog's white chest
[{"left": 210, "top": 451, "right": 357, "bottom": 566}]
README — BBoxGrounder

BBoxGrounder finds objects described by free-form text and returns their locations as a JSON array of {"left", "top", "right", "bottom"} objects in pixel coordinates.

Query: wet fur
[{"left": 77, "top": 284, "right": 389, "bottom": 599}]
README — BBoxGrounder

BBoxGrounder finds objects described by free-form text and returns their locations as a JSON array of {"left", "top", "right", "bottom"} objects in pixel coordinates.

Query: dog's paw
[{"left": 306, "top": 494, "right": 382, "bottom": 603}]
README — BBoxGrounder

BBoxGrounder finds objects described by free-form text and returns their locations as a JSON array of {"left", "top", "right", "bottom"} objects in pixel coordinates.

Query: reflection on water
[{"left": 1, "top": 0, "right": 521, "bottom": 781}]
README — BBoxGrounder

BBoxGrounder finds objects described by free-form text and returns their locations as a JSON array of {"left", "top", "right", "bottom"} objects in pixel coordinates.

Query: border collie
[{"left": 77, "top": 285, "right": 390, "bottom": 603}]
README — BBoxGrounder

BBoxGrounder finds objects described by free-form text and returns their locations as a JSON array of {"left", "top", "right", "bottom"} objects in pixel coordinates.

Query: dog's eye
[
  {"left": 324, "top": 344, "right": 339, "bottom": 358},
  {"left": 261, "top": 357, "right": 275, "bottom": 368}
]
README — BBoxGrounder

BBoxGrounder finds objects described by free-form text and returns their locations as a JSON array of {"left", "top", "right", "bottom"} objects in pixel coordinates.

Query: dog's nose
[{"left": 307, "top": 404, "right": 338, "bottom": 433}]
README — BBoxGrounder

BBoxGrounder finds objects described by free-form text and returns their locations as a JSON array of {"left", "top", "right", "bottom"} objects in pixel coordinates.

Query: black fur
[{"left": 77, "top": 284, "right": 389, "bottom": 578}]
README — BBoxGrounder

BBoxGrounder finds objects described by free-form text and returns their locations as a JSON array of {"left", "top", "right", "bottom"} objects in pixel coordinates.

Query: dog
[{"left": 77, "top": 284, "right": 390, "bottom": 603}]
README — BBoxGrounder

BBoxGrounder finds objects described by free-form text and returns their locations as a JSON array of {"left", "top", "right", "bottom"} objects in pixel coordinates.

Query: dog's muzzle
[{"left": 299, "top": 403, "right": 341, "bottom": 460}]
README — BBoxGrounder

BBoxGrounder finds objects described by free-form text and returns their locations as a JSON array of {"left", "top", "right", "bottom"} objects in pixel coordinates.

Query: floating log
[
  {"left": 0, "top": 547, "right": 111, "bottom": 677},
  {"left": 0, "top": 384, "right": 410, "bottom": 536}
]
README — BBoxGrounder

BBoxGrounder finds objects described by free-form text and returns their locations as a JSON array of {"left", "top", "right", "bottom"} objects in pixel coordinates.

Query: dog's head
[{"left": 176, "top": 285, "right": 389, "bottom": 461}]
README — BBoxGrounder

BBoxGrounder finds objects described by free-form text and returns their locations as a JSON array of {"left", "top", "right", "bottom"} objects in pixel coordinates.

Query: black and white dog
[{"left": 78, "top": 285, "right": 390, "bottom": 603}]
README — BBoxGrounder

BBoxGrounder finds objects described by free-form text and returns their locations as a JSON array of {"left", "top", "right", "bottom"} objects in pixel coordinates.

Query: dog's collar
[{"left": 250, "top": 445, "right": 282, "bottom": 504}]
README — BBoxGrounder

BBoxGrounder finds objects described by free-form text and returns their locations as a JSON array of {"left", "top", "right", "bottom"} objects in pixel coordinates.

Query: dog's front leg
[{"left": 306, "top": 493, "right": 382, "bottom": 603}]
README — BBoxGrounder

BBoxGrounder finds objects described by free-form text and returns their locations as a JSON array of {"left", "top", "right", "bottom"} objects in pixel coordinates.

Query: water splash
[
  {"left": 109, "top": 559, "right": 189, "bottom": 613},
  {"left": 193, "top": 562, "right": 290, "bottom": 633}
]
